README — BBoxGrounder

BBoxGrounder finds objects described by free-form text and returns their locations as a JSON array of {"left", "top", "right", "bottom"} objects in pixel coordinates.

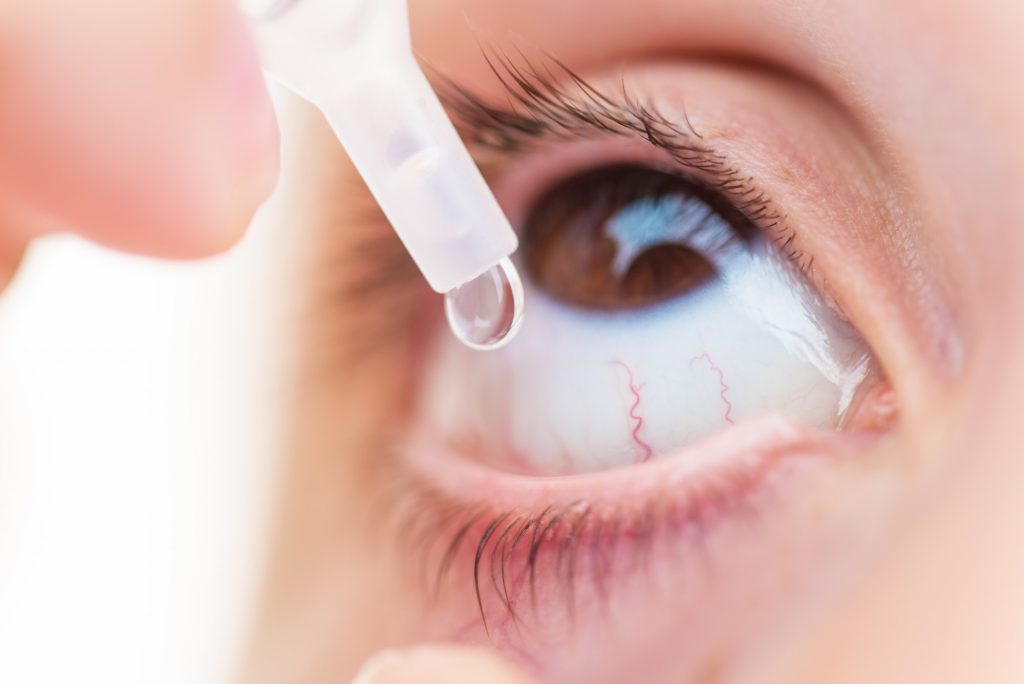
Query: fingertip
[
  {"left": 171, "top": 132, "right": 281, "bottom": 259},
  {"left": 0, "top": 0, "right": 282, "bottom": 262},
  {"left": 351, "top": 645, "right": 537, "bottom": 684},
  {"left": 0, "top": 230, "right": 27, "bottom": 294}
]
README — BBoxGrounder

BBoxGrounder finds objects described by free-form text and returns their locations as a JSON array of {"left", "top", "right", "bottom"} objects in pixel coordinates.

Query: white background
[{"left": 0, "top": 211, "right": 284, "bottom": 683}]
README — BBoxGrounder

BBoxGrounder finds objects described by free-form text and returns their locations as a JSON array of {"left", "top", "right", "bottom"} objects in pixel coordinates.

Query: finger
[
  {"left": 351, "top": 645, "right": 538, "bottom": 684},
  {"left": 0, "top": 0, "right": 279, "bottom": 259}
]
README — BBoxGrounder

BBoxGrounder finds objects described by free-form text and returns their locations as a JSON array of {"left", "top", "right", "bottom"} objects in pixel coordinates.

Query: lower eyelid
[
  {"left": 406, "top": 414, "right": 837, "bottom": 508},
  {"left": 392, "top": 414, "right": 882, "bottom": 636}
]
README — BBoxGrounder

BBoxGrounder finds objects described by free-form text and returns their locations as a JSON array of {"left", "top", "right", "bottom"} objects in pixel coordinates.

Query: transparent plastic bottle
[{"left": 242, "top": 0, "right": 524, "bottom": 349}]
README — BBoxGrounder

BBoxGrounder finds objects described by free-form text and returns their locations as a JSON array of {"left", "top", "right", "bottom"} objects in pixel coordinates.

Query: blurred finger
[
  {"left": 352, "top": 645, "right": 538, "bottom": 684},
  {"left": 0, "top": 0, "right": 279, "bottom": 258}
]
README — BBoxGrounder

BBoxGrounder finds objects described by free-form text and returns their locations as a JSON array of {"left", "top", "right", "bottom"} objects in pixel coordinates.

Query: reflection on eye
[
  {"left": 523, "top": 164, "right": 756, "bottom": 310},
  {"left": 420, "top": 163, "right": 870, "bottom": 476}
]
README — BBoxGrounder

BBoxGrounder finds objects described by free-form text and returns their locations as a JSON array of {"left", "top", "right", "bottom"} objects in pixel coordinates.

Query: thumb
[{"left": 351, "top": 645, "right": 537, "bottom": 684}]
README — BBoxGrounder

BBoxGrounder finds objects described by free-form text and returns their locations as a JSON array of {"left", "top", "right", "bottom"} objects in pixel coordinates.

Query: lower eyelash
[{"left": 386, "top": 460, "right": 766, "bottom": 635}]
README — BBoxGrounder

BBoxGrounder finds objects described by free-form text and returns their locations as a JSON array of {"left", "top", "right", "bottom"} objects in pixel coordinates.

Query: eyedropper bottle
[{"left": 241, "top": 0, "right": 523, "bottom": 350}]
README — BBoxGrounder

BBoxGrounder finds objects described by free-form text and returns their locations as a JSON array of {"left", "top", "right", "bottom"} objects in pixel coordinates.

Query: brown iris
[{"left": 520, "top": 165, "right": 757, "bottom": 310}]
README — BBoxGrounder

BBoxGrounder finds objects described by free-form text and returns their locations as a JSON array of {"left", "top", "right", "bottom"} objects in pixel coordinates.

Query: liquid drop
[{"left": 444, "top": 258, "right": 524, "bottom": 351}]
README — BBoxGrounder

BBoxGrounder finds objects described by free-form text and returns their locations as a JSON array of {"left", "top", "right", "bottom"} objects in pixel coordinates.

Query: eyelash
[
  {"left": 381, "top": 418, "right": 826, "bottom": 636},
  {"left": 432, "top": 49, "right": 814, "bottom": 274},
  {"left": 386, "top": 462, "right": 758, "bottom": 634},
  {"left": 331, "top": 50, "right": 816, "bottom": 354}
]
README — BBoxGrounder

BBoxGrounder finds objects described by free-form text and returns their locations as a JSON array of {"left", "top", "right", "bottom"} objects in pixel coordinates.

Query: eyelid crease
[{"left": 428, "top": 49, "right": 814, "bottom": 275}]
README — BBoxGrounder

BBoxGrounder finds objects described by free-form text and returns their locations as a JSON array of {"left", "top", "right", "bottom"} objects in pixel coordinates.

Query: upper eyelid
[
  {"left": 431, "top": 51, "right": 805, "bottom": 270},
  {"left": 433, "top": 50, "right": 711, "bottom": 159}
]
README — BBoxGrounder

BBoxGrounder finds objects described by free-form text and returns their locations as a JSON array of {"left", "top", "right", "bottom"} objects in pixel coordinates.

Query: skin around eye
[
  {"left": 245, "top": 0, "right": 996, "bottom": 680},
  {"left": 385, "top": 58, "right": 913, "bottom": 682}
]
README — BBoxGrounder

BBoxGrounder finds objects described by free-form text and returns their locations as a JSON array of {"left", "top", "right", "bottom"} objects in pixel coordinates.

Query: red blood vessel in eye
[
  {"left": 691, "top": 352, "right": 735, "bottom": 424},
  {"left": 612, "top": 360, "right": 654, "bottom": 462}
]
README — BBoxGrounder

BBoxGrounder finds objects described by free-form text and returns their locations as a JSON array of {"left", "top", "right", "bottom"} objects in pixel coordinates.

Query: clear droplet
[{"left": 444, "top": 258, "right": 524, "bottom": 351}]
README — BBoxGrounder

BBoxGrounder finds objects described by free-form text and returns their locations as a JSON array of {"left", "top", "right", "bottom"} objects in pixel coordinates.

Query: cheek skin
[
  {"left": 397, "top": 420, "right": 903, "bottom": 684},
  {"left": 0, "top": 0, "right": 279, "bottom": 258}
]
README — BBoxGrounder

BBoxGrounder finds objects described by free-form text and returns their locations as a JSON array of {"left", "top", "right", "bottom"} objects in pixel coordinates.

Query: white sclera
[
  {"left": 421, "top": 234, "right": 870, "bottom": 475},
  {"left": 444, "top": 259, "right": 525, "bottom": 351}
]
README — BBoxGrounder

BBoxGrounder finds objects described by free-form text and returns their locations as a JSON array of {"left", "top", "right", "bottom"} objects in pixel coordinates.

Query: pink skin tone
[
  {"left": 400, "top": 414, "right": 882, "bottom": 677},
  {"left": 0, "top": 0, "right": 279, "bottom": 278}
]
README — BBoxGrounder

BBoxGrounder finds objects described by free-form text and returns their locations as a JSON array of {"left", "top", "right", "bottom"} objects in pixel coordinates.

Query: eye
[
  {"left": 383, "top": 55, "right": 924, "bottom": 678},
  {"left": 522, "top": 164, "right": 755, "bottom": 311},
  {"left": 419, "top": 156, "right": 873, "bottom": 474}
]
